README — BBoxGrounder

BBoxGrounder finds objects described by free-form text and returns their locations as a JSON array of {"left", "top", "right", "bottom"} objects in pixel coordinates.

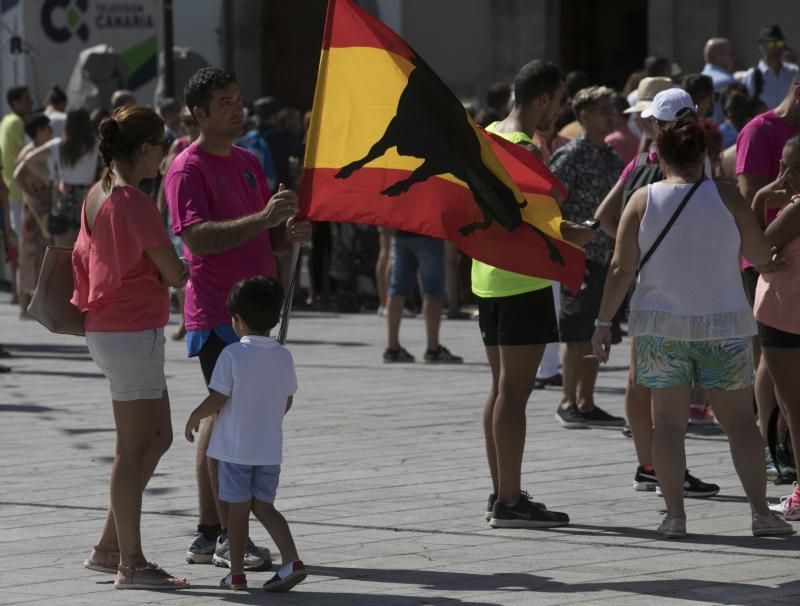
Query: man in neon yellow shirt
[
  {"left": 479, "top": 60, "right": 593, "bottom": 529},
  {"left": 0, "top": 85, "right": 33, "bottom": 304}
]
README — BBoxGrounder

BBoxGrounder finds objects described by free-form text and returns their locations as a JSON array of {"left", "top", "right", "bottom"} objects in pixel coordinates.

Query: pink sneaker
[
  {"left": 770, "top": 483, "right": 800, "bottom": 521},
  {"left": 688, "top": 403, "right": 716, "bottom": 425}
]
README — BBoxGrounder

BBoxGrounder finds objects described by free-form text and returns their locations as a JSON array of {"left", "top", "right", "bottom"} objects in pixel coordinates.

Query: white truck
[{"left": 0, "top": 0, "right": 165, "bottom": 112}]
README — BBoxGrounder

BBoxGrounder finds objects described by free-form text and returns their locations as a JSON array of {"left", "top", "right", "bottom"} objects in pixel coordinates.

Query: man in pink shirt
[
  {"left": 737, "top": 77, "right": 800, "bottom": 205},
  {"left": 736, "top": 74, "right": 800, "bottom": 479},
  {"left": 165, "top": 67, "right": 310, "bottom": 569}
]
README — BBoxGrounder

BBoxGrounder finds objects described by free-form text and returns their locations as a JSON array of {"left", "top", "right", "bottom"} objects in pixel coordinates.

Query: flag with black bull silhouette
[{"left": 299, "top": 0, "right": 586, "bottom": 293}]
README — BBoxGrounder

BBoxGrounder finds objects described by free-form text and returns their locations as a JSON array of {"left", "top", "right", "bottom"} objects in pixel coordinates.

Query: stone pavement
[{"left": 0, "top": 292, "right": 798, "bottom": 606}]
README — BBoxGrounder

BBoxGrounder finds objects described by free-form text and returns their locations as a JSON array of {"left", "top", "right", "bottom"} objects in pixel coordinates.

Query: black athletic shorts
[
  {"left": 757, "top": 321, "right": 800, "bottom": 349},
  {"left": 198, "top": 331, "right": 230, "bottom": 386},
  {"left": 559, "top": 260, "right": 621, "bottom": 343},
  {"left": 477, "top": 287, "right": 559, "bottom": 346},
  {"left": 742, "top": 266, "right": 759, "bottom": 307}
]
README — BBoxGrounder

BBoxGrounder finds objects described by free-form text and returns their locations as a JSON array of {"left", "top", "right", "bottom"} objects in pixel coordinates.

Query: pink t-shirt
[
  {"left": 71, "top": 186, "right": 172, "bottom": 332},
  {"left": 755, "top": 236, "right": 800, "bottom": 335},
  {"left": 165, "top": 143, "right": 275, "bottom": 331},
  {"left": 605, "top": 128, "right": 639, "bottom": 165},
  {"left": 735, "top": 110, "right": 796, "bottom": 179}
]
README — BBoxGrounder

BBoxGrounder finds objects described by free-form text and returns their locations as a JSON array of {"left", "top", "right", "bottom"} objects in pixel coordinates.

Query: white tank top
[{"left": 628, "top": 180, "right": 756, "bottom": 340}]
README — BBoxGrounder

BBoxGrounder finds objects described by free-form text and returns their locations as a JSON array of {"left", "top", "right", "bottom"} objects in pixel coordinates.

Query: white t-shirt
[
  {"left": 46, "top": 137, "right": 99, "bottom": 185},
  {"left": 207, "top": 336, "right": 297, "bottom": 466},
  {"left": 44, "top": 109, "right": 66, "bottom": 138}
]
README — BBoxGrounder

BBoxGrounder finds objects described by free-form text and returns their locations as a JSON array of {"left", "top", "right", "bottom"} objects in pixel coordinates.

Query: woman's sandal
[
  {"left": 114, "top": 562, "right": 190, "bottom": 590},
  {"left": 84, "top": 545, "right": 120, "bottom": 574}
]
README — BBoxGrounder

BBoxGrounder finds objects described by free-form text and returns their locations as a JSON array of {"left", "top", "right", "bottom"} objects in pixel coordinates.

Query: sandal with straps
[
  {"left": 84, "top": 545, "right": 120, "bottom": 574},
  {"left": 115, "top": 562, "right": 190, "bottom": 590}
]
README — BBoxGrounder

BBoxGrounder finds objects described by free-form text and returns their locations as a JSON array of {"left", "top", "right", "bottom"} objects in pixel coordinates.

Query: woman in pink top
[
  {"left": 72, "top": 106, "right": 189, "bottom": 589},
  {"left": 755, "top": 135, "right": 800, "bottom": 521}
]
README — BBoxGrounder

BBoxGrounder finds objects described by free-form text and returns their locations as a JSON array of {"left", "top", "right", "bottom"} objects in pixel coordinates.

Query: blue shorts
[
  {"left": 388, "top": 235, "right": 444, "bottom": 299},
  {"left": 218, "top": 462, "right": 281, "bottom": 504}
]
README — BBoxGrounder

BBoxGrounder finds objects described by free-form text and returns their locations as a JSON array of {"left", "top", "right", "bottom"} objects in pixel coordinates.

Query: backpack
[
  {"left": 622, "top": 152, "right": 663, "bottom": 209},
  {"left": 238, "top": 129, "right": 279, "bottom": 192}
]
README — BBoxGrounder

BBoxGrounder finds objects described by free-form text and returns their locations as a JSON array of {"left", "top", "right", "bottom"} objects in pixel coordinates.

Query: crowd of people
[{"left": 0, "top": 20, "right": 799, "bottom": 593}]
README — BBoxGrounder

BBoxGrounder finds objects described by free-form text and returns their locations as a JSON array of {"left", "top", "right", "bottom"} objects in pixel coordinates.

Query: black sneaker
[
  {"left": 555, "top": 403, "right": 588, "bottom": 429},
  {"left": 534, "top": 373, "right": 563, "bottom": 389},
  {"left": 383, "top": 346, "right": 415, "bottom": 363},
  {"left": 621, "top": 423, "right": 632, "bottom": 437},
  {"left": 424, "top": 345, "right": 463, "bottom": 364},
  {"left": 633, "top": 466, "right": 658, "bottom": 492},
  {"left": 656, "top": 470, "right": 720, "bottom": 498},
  {"left": 485, "top": 491, "right": 546, "bottom": 521},
  {"left": 489, "top": 493, "right": 569, "bottom": 528},
  {"left": 579, "top": 404, "right": 625, "bottom": 427}
]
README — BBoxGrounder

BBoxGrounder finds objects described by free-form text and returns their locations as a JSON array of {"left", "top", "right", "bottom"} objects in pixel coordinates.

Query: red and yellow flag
[{"left": 300, "top": 0, "right": 585, "bottom": 292}]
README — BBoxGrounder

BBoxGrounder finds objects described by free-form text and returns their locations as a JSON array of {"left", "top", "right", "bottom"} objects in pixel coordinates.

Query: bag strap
[{"left": 637, "top": 180, "right": 703, "bottom": 276}]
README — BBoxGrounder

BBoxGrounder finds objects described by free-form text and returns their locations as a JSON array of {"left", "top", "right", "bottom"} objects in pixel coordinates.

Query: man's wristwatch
[{"left": 594, "top": 319, "right": 613, "bottom": 327}]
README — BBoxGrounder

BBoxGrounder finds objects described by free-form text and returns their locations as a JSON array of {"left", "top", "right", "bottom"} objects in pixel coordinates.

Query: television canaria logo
[{"left": 41, "top": 0, "right": 89, "bottom": 43}]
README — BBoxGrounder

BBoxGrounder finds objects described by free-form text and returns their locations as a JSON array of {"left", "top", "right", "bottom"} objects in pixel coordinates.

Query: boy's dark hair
[
  {"left": 24, "top": 113, "right": 50, "bottom": 140},
  {"left": 184, "top": 67, "right": 238, "bottom": 115},
  {"left": 486, "top": 82, "right": 511, "bottom": 111},
  {"left": 513, "top": 60, "right": 564, "bottom": 106},
  {"left": 227, "top": 276, "right": 284, "bottom": 332},
  {"left": 681, "top": 73, "right": 714, "bottom": 105},
  {"left": 7, "top": 85, "right": 29, "bottom": 107},
  {"left": 45, "top": 85, "right": 67, "bottom": 108}
]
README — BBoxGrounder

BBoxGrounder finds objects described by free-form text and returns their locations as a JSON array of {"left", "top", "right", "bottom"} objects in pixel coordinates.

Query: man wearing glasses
[{"left": 746, "top": 25, "right": 799, "bottom": 110}]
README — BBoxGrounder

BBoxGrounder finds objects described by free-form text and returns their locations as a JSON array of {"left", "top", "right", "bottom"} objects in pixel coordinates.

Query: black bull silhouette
[{"left": 334, "top": 56, "right": 564, "bottom": 265}]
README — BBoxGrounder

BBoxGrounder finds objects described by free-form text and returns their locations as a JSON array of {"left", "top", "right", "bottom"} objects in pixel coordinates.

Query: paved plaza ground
[{"left": 0, "top": 292, "right": 798, "bottom": 605}]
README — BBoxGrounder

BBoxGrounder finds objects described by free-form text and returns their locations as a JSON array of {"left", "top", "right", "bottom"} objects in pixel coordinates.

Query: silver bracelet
[{"left": 594, "top": 319, "right": 613, "bottom": 328}]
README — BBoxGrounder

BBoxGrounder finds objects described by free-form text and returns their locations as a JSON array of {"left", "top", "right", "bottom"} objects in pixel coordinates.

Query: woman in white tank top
[{"left": 591, "top": 122, "right": 793, "bottom": 538}]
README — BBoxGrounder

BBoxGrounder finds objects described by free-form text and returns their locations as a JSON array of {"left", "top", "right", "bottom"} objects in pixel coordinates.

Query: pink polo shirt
[
  {"left": 71, "top": 186, "right": 172, "bottom": 332},
  {"left": 736, "top": 110, "right": 796, "bottom": 181},
  {"left": 165, "top": 143, "right": 275, "bottom": 331}
]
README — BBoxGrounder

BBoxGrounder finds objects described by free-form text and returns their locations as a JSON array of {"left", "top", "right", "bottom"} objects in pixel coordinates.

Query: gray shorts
[
  {"left": 218, "top": 462, "right": 281, "bottom": 504},
  {"left": 86, "top": 329, "right": 167, "bottom": 401}
]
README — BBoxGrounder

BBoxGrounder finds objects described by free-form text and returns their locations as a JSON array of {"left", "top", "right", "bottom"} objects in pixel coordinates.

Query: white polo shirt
[
  {"left": 745, "top": 60, "right": 800, "bottom": 109},
  {"left": 208, "top": 335, "right": 297, "bottom": 466}
]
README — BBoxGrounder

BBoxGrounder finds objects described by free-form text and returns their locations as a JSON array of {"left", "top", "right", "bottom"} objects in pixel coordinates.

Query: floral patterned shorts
[{"left": 634, "top": 336, "right": 754, "bottom": 390}]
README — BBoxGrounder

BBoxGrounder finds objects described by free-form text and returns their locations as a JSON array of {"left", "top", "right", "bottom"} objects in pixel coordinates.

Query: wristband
[{"left": 594, "top": 319, "right": 612, "bottom": 328}]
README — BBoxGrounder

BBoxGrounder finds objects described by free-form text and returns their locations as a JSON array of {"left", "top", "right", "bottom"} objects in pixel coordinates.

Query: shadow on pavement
[
  {"left": 0, "top": 403, "right": 56, "bottom": 413},
  {"left": 546, "top": 522, "right": 799, "bottom": 552},
  {"left": 306, "top": 565, "right": 800, "bottom": 604}
]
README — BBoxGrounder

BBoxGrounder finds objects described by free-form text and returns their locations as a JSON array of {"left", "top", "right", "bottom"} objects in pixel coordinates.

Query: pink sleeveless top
[{"left": 754, "top": 236, "right": 800, "bottom": 335}]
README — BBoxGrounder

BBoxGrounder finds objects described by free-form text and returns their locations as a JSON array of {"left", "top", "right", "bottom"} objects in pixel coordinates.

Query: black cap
[
  {"left": 759, "top": 24, "right": 785, "bottom": 42},
  {"left": 253, "top": 96, "right": 281, "bottom": 121}
]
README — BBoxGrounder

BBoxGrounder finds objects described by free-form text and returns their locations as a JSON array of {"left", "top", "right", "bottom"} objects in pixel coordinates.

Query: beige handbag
[{"left": 26, "top": 246, "right": 85, "bottom": 336}]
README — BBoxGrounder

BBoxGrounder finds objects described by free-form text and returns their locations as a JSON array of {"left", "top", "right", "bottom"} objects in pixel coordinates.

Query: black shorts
[
  {"left": 757, "top": 321, "right": 800, "bottom": 348},
  {"left": 477, "top": 287, "right": 559, "bottom": 347},
  {"left": 742, "top": 267, "right": 759, "bottom": 307},
  {"left": 198, "top": 331, "right": 229, "bottom": 386},
  {"left": 559, "top": 260, "right": 622, "bottom": 343}
]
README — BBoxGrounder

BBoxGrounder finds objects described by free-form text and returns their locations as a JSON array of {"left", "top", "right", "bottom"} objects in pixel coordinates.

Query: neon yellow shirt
[
  {"left": 0, "top": 113, "right": 24, "bottom": 201},
  {"left": 470, "top": 122, "right": 551, "bottom": 298}
]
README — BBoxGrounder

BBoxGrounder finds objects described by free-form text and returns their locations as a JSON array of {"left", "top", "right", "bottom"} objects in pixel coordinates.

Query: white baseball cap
[{"left": 640, "top": 88, "right": 697, "bottom": 121}]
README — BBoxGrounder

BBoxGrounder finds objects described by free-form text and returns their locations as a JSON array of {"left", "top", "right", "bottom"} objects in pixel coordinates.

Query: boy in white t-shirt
[{"left": 185, "top": 276, "right": 305, "bottom": 592}]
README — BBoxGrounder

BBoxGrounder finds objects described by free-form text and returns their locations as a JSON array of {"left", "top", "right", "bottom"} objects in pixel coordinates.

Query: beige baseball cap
[{"left": 624, "top": 77, "right": 674, "bottom": 114}]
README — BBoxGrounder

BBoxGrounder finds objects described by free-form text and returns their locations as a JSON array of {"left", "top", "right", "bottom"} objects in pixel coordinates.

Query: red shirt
[{"left": 71, "top": 186, "right": 172, "bottom": 332}]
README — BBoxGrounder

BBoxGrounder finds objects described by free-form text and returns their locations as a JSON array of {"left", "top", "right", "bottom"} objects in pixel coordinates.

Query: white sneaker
[
  {"left": 657, "top": 515, "right": 686, "bottom": 539},
  {"left": 212, "top": 535, "right": 271, "bottom": 570},
  {"left": 769, "top": 483, "right": 800, "bottom": 521},
  {"left": 752, "top": 511, "right": 795, "bottom": 536}
]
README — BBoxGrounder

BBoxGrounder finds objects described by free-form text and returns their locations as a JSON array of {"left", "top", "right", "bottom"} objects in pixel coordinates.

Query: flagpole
[{"left": 277, "top": 243, "right": 301, "bottom": 344}]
